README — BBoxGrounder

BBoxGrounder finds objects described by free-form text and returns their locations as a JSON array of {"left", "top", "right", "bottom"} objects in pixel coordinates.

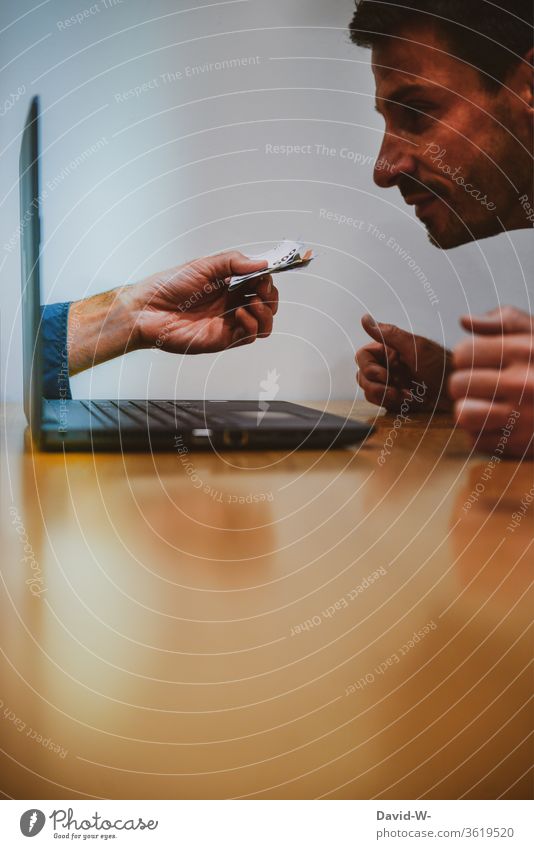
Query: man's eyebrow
[{"left": 375, "top": 84, "right": 433, "bottom": 111}]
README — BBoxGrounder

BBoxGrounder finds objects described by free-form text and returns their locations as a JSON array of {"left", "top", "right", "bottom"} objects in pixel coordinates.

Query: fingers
[
  {"left": 357, "top": 342, "right": 393, "bottom": 408},
  {"left": 450, "top": 359, "right": 534, "bottom": 456},
  {"left": 356, "top": 343, "right": 392, "bottom": 389},
  {"left": 208, "top": 250, "right": 269, "bottom": 280},
  {"left": 460, "top": 306, "right": 533, "bottom": 336},
  {"left": 450, "top": 364, "right": 534, "bottom": 405},
  {"left": 232, "top": 305, "right": 259, "bottom": 346},
  {"left": 242, "top": 295, "right": 274, "bottom": 338},
  {"left": 356, "top": 343, "right": 414, "bottom": 411},
  {"left": 453, "top": 398, "right": 514, "bottom": 432},
  {"left": 357, "top": 368, "right": 405, "bottom": 411},
  {"left": 233, "top": 276, "right": 277, "bottom": 341},
  {"left": 362, "top": 362, "right": 389, "bottom": 384},
  {"left": 228, "top": 274, "right": 278, "bottom": 346},
  {"left": 453, "top": 334, "right": 534, "bottom": 369},
  {"left": 361, "top": 314, "right": 417, "bottom": 365},
  {"left": 454, "top": 401, "right": 533, "bottom": 458},
  {"left": 256, "top": 275, "right": 279, "bottom": 316},
  {"left": 449, "top": 368, "right": 507, "bottom": 401},
  {"left": 356, "top": 343, "right": 390, "bottom": 373},
  {"left": 451, "top": 329, "right": 534, "bottom": 454}
]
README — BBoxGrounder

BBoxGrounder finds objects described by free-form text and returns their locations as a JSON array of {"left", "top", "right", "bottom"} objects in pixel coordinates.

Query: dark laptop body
[{"left": 20, "top": 97, "right": 373, "bottom": 452}]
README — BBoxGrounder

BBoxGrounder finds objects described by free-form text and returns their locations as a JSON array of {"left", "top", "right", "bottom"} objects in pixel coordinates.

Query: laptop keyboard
[{"left": 79, "top": 401, "right": 203, "bottom": 430}]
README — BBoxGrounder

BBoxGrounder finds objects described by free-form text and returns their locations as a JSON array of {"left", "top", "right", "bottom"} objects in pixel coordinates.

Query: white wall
[{"left": 1, "top": 0, "right": 532, "bottom": 401}]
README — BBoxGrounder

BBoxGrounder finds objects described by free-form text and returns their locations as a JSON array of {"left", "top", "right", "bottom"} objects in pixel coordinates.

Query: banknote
[{"left": 228, "top": 240, "right": 314, "bottom": 292}]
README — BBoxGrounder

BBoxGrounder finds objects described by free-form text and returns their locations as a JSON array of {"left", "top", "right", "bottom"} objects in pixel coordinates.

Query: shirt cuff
[{"left": 41, "top": 302, "right": 72, "bottom": 400}]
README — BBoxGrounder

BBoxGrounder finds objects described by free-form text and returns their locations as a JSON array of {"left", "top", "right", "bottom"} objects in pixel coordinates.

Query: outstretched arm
[{"left": 65, "top": 251, "right": 278, "bottom": 375}]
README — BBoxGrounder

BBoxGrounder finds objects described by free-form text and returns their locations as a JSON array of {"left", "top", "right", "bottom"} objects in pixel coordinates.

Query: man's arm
[
  {"left": 66, "top": 286, "right": 139, "bottom": 376},
  {"left": 44, "top": 251, "right": 278, "bottom": 390},
  {"left": 42, "top": 301, "right": 72, "bottom": 399}
]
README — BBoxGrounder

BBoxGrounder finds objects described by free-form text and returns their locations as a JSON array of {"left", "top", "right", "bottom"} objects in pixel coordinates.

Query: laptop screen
[{"left": 19, "top": 96, "right": 43, "bottom": 433}]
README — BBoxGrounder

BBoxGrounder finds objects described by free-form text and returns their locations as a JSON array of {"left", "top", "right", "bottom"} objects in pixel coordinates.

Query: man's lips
[
  {"left": 403, "top": 192, "right": 434, "bottom": 206},
  {"left": 403, "top": 192, "right": 441, "bottom": 218}
]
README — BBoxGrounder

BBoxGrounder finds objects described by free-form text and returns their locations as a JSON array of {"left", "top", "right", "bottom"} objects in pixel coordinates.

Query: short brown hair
[{"left": 349, "top": 0, "right": 533, "bottom": 87}]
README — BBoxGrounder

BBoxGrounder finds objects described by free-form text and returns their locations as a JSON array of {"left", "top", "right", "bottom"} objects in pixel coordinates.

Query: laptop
[{"left": 20, "top": 97, "right": 374, "bottom": 452}]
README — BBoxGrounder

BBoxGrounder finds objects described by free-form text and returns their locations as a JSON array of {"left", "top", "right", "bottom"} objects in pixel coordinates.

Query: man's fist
[
  {"left": 449, "top": 308, "right": 534, "bottom": 458},
  {"left": 355, "top": 314, "right": 453, "bottom": 412}
]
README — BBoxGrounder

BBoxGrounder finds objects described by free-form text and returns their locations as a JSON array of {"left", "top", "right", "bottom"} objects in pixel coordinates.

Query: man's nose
[{"left": 373, "top": 133, "right": 418, "bottom": 188}]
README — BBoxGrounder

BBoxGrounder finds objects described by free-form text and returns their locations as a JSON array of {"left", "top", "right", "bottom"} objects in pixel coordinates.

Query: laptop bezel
[{"left": 19, "top": 96, "right": 43, "bottom": 441}]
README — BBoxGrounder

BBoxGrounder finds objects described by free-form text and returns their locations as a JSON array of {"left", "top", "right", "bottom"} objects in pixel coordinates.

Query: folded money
[{"left": 228, "top": 240, "right": 315, "bottom": 291}]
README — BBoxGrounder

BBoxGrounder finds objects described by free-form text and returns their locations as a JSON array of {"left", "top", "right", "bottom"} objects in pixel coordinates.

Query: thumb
[
  {"left": 361, "top": 314, "right": 412, "bottom": 355},
  {"left": 207, "top": 250, "right": 268, "bottom": 281}
]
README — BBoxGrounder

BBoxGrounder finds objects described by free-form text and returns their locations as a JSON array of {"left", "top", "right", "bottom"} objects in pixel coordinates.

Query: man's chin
[
  {"left": 424, "top": 213, "right": 504, "bottom": 250},
  {"left": 425, "top": 222, "right": 480, "bottom": 250}
]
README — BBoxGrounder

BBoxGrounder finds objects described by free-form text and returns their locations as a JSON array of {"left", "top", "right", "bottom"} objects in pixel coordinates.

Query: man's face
[{"left": 371, "top": 25, "right": 532, "bottom": 248}]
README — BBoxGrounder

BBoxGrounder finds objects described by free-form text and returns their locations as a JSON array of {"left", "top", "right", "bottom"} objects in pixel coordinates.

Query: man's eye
[
  {"left": 400, "top": 104, "right": 435, "bottom": 130},
  {"left": 405, "top": 102, "right": 434, "bottom": 116}
]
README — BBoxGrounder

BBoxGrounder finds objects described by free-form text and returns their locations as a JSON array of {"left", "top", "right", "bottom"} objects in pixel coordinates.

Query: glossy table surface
[{"left": 1, "top": 402, "right": 532, "bottom": 799}]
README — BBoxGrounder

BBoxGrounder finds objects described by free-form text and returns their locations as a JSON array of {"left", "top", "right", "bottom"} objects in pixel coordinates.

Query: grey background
[{"left": 1, "top": 0, "right": 532, "bottom": 402}]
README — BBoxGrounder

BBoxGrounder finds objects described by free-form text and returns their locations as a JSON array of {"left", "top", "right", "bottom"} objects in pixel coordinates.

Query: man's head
[{"left": 350, "top": 0, "right": 534, "bottom": 248}]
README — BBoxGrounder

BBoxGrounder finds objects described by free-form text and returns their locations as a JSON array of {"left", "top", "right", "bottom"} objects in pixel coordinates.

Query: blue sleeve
[{"left": 41, "top": 302, "right": 72, "bottom": 400}]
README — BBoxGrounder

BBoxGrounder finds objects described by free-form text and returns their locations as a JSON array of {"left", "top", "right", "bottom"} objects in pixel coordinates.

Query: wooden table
[{"left": 1, "top": 402, "right": 532, "bottom": 800}]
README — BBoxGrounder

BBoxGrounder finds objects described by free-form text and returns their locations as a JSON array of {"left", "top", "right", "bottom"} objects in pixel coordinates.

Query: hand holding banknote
[{"left": 228, "top": 240, "right": 315, "bottom": 292}]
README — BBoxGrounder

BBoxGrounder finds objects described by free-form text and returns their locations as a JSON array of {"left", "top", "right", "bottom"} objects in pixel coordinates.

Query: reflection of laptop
[{"left": 20, "top": 97, "right": 373, "bottom": 452}]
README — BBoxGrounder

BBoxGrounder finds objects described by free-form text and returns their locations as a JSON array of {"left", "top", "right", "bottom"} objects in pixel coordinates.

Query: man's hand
[
  {"left": 449, "top": 307, "right": 534, "bottom": 458},
  {"left": 67, "top": 251, "right": 278, "bottom": 374},
  {"left": 355, "top": 314, "right": 453, "bottom": 411},
  {"left": 132, "top": 251, "right": 278, "bottom": 353}
]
